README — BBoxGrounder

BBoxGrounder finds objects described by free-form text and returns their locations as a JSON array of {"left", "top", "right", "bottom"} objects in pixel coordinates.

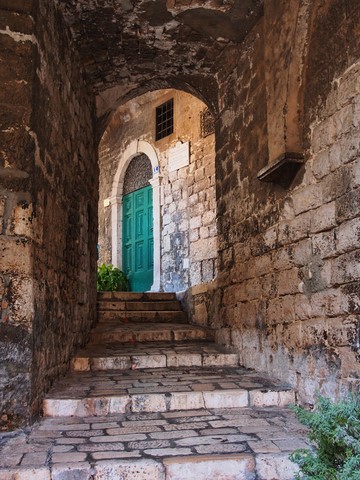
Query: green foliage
[
  {"left": 290, "top": 395, "right": 360, "bottom": 480},
  {"left": 97, "top": 263, "right": 129, "bottom": 292}
]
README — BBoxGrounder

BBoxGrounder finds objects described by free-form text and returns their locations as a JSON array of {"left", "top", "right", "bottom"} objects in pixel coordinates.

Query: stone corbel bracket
[{"left": 257, "top": 152, "right": 305, "bottom": 188}]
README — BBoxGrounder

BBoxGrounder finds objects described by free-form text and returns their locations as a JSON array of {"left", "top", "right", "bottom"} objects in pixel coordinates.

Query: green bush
[
  {"left": 290, "top": 395, "right": 360, "bottom": 480},
  {"left": 97, "top": 263, "right": 129, "bottom": 292}
]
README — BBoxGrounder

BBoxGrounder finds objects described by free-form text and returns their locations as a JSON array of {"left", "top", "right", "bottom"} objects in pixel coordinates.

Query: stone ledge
[{"left": 257, "top": 152, "right": 305, "bottom": 187}]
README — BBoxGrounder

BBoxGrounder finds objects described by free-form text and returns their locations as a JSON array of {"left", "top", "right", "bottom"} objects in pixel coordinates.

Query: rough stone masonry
[{"left": 0, "top": 0, "right": 359, "bottom": 428}]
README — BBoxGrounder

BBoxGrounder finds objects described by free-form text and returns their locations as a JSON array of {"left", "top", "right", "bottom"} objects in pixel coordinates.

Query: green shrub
[
  {"left": 290, "top": 395, "right": 360, "bottom": 480},
  {"left": 97, "top": 263, "right": 129, "bottom": 292}
]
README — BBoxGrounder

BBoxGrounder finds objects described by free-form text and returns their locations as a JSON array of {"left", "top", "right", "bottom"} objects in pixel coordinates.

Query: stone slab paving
[
  {"left": 43, "top": 366, "right": 295, "bottom": 417},
  {"left": 0, "top": 407, "right": 309, "bottom": 479},
  {"left": 72, "top": 341, "right": 240, "bottom": 371}
]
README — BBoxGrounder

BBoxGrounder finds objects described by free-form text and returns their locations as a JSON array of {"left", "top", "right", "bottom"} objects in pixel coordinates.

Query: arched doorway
[
  {"left": 122, "top": 154, "right": 153, "bottom": 291},
  {"left": 109, "top": 140, "right": 161, "bottom": 292}
]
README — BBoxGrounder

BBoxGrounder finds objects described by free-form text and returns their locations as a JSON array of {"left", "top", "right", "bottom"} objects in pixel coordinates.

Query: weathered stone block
[
  {"left": 169, "top": 392, "right": 205, "bottom": 411},
  {"left": 277, "top": 268, "right": 301, "bottom": 295},
  {"left": 131, "top": 355, "right": 166, "bottom": 369},
  {"left": 336, "top": 188, "right": 360, "bottom": 223},
  {"left": 336, "top": 217, "right": 360, "bottom": 253},
  {"left": 249, "top": 390, "right": 295, "bottom": 407},
  {"left": 131, "top": 394, "right": 167, "bottom": 413},
  {"left": 312, "top": 230, "right": 336, "bottom": 259},
  {"left": 331, "top": 250, "right": 360, "bottom": 284},
  {"left": 203, "top": 390, "right": 248, "bottom": 409},
  {"left": 0, "top": 237, "right": 32, "bottom": 275},
  {"left": 310, "top": 201, "right": 336, "bottom": 233},
  {"left": 193, "top": 302, "right": 208, "bottom": 327},
  {"left": 256, "top": 454, "right": 299, "bottom": 480},
  {"left": 292, "top": 183, "right": 323, "bottom": 215},
  {"left": 0, "top": 468, "right": 51, "bottom": 480},
  {"left": 164, "top": 454, "right": 255, "bottom": 480},
  {"left": 311, "top": 148, "right": 331, "bottom": 179},
  {"left": 94, "top": 459, "right": 164, "bottom": 480},
  {"left": 52, "top": 463, "right": 95, "bottom": 480}
]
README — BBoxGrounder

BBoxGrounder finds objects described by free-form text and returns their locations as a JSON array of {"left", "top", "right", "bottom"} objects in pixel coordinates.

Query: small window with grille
[{"left": 155, "top": 99, "right": 174, "bottom": 140}]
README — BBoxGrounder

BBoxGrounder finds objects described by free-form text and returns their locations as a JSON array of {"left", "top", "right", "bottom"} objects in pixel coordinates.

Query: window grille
[
  {"left": 156, "top": 99, "right": 174, "bottom": 140},
  {"left": 200, "top": 108, "right": 215, "bottom": 138}
]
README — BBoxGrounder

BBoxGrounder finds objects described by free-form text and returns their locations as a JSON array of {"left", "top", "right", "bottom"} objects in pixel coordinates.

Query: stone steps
[
  {"left": 97, "top": 291, "right": 187, "bottom": 324},
  {"left": 71, "top": 341, "right": 240, "bottom": 371},
  {"left": 43, "top": 366, "right": 295, "bottom": 418},
  {"left": 97, "top": 291, "right": 177, "bottom": 302},
  {"left": 89, "top": 322, "right": 214, "bottom": 344},
  {"left": 98, "top": 300, "right": 182, "bottom": 311},
  {"left": 97, "top": 310, "right": 188, "bottom": 323},
  {"left": 0, "top": 293, "right": 305, "bottom": 479}
]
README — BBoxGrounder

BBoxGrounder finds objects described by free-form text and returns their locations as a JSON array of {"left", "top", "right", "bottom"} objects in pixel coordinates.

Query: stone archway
[{"left": 110, "top": 140, "right": 161, "bottom": 292}]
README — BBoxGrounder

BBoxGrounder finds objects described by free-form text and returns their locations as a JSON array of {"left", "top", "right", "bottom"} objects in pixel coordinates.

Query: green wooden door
[{"left": 122, "top": 185, "right": 153, "bottom": 292}]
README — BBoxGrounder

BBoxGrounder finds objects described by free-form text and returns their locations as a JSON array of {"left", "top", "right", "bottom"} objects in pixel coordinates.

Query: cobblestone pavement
[{"left": 0, "top": 407, "right": 309, "bottom": 479}]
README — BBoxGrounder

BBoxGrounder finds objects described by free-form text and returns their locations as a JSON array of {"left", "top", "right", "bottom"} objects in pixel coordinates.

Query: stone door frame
[{"left": 110, "top": 140, "right": 161, "bottom": 292}]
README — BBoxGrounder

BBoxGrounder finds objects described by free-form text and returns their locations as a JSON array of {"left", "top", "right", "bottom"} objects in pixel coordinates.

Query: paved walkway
[
  {"left": 0, "top": 406, "right": 309, "bottom": 479},
  {"left": 0, "top": 293, "right": 311, "bottom": 479}
]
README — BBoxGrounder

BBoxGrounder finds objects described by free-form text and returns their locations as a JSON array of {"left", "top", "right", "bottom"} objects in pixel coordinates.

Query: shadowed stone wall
[
  {"left": 0, "top": 0, "right": 36, "bottom": 429},
  {"left": 190, "top": 0, "right": 360, "bottom": 404},
  {"left": 0, "top": 0, "right": 98, "bottom": 428},
  {"left": 30, "top": 0, "right": 98, "bottom": 420}
]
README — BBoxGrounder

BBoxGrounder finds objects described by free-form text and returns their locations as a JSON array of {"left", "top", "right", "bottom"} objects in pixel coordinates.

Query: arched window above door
[{"left": 123, "top": 153, "right": 152, "bottom": 195}]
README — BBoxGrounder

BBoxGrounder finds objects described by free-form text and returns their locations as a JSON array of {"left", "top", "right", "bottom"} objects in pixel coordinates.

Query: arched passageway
[
  {"left": 1, "top": 0, "right": 360, "bottom": 428},
  {"left": 98, "top": 89, "right": 217, "bottom": 294}
]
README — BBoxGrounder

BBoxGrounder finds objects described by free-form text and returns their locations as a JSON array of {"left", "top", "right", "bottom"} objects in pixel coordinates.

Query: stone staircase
[{"left": 0, "top": 292, "right": 309, "bottom": 480}]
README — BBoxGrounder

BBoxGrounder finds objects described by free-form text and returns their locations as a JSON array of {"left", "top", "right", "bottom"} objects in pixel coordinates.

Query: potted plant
[{"left": 97, "top": 263, "right": 130, "bottom": 292}]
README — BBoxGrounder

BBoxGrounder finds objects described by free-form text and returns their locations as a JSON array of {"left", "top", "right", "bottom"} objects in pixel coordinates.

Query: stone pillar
[
  {"left": 110, "top": 194, "right": 123, "bottom": 268},
  {"left": 149, "top": 174, "right": 162, "bottom": 292}
]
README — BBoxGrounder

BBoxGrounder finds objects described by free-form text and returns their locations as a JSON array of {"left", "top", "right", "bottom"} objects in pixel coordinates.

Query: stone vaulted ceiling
[{"left": 57, "top": 0, "right": 263, "bottom": 121}]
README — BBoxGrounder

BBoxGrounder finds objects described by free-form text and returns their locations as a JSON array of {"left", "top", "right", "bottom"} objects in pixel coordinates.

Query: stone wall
[
  {"left": 190, "top": 0, "right": 360, "bottom": 404},
  {"left": 1, "top": 0, "right": 359, "bottom": 427},
  {"left": 0, "top": 0, "right": 36, "bottom": 429},
  {"left": 98, "top": 89, "right": 216, "bottom": 293},
  {"left": 0, "top": 0, "right": 98, "bottom": 428},
  {"left": 30, "top": 0, "right": 98, "bottom": 418}
]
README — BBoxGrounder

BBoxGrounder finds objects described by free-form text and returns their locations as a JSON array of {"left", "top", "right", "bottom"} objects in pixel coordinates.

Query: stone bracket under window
[{"left": 257, "top": 152, "right": 305, "bottom": 187}]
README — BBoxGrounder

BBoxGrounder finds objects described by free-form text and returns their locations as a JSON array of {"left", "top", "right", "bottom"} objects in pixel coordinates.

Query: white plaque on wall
[{"left": 168, "top": 141, "right": 189, "bottom": 172}]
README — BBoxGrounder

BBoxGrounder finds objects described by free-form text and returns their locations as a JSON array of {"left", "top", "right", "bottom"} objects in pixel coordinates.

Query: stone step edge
[
  {"left": 43, "top": 388, "right": 295, "bottom": 417},
  {"left": 88, "top": 329, "right": 215, "bottom": 344},
  {"left": 71, "top": 352, "right": 240, "bottom": 371},
  {"left": 0, "top": 452, "right": 299, "bottom": 480},
  {"left": 97, "top": 311, "right": 186, "bottom": 318},
  {"left": 97, "top": 302, "right": 182, "bottom": 310},
  {"left": 97, "top": 292, "right": 177, "bottom": 300}
]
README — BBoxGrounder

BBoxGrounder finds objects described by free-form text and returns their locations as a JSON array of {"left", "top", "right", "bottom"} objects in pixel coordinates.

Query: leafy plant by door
[
  {"left": 290, "top": 395, "right": 360, "bottom": 480},
  {"left": 97, "top": 263, "right": 130, "bottom": 292}
]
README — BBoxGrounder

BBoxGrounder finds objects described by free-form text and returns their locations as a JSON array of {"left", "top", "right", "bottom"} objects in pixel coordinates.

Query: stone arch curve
[
  {"left": 110, "top": 139, "right": 161, "bottom": 291},
  {"left": 96, "top": 80, "right": 218, "bottom": 142}
]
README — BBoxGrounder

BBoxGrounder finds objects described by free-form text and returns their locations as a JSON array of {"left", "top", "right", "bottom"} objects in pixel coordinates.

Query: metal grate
[
  {"left": 156, "top": 98, "right": 174, "bottom": 140},
  {"left": 200, "top": 107, "right": 215, "bottom": 138}
]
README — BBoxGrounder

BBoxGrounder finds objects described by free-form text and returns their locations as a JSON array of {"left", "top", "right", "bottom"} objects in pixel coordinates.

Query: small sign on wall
[{"left": 168, "top": 141, "right": 189, "bottom": 172}]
